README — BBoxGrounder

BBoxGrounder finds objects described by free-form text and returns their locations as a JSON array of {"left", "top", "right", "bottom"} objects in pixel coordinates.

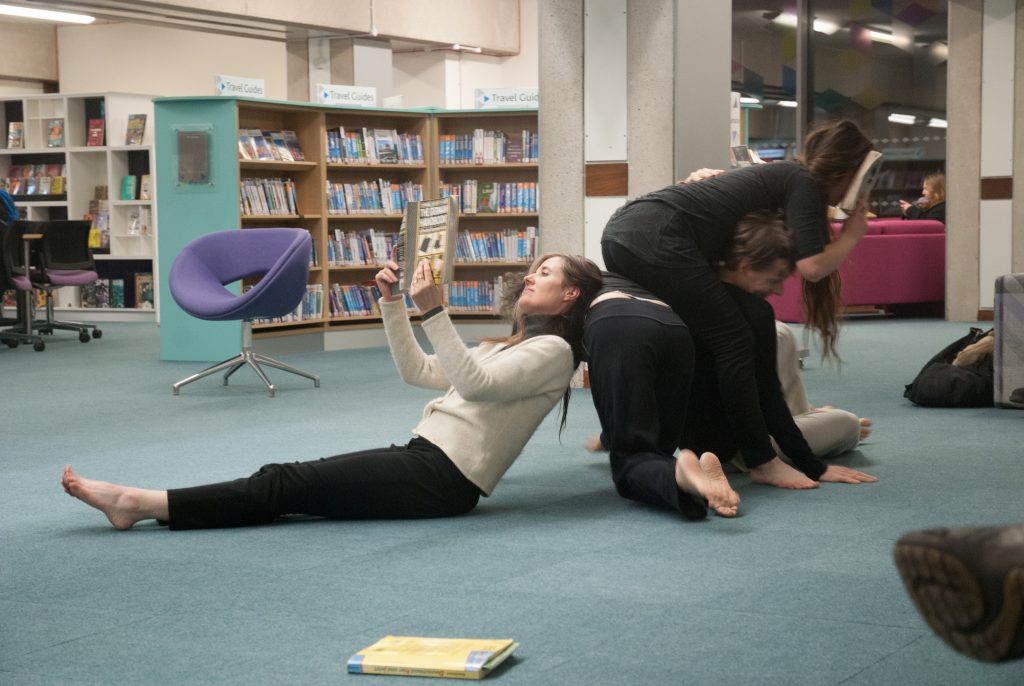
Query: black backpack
[{"left": 904, "top": 327, "right": 994, "bottom": 407}]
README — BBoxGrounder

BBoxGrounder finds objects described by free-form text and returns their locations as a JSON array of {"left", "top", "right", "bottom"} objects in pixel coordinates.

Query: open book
[
  {"left": 837, "top": 150, "right": 883, "bottom": 215},
  {"left": 347, "top": 636, "right": 518, "bottom": 679},
  {"left": 393, "top": 196, "right": 459, "bottom": 294}
]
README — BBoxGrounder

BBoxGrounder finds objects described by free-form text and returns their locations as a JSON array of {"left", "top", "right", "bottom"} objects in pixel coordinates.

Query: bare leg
[
  {"left": 61, "top": 465, "right": 169, "bottom": 530},
  {"left": 749, "top": 456, "right": 819, "bottom": 489},
  {"left": 675, "top": 450, "right": 739, "bottom": 517},
  {"left": 583, "top": 434, "right": 608, "bottom": 453}
]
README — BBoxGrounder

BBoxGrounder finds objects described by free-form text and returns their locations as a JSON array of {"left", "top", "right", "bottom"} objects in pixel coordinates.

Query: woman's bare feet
[
  {"left": 675, "top": 450, "right": 740, "bottom": 517},
  {"left": 583, "top": 434, "right": 608, "bottom": 453},
  {"left": 859, "top": 418, "right": 872, "bottom": 441},
  {"left": 61, "top": 466, "right": 168, "bottom": 530},
  {"left": 749, "top": 457, "right": 819, "bottom": 489}
]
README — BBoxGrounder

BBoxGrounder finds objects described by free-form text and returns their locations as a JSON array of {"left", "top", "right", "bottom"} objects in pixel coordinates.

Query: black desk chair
[{"left": 0, "top": 220, "right": 46, "bottom": 351}]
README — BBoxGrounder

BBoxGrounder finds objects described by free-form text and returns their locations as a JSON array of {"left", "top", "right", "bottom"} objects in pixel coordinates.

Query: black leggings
[
  {"left": 602, "top": 240, "right": 774, "bottom": 468},
  {"left": 584, "top": 298, "right": 707, "bottom": 520},
  {"left": 165, "top": 438, "right": 481, "bottom": 530}
]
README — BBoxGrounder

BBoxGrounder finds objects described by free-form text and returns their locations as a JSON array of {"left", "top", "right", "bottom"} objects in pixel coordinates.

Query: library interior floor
[{"left": 4, "top": 317, "right": 1024, "bottom": 685}]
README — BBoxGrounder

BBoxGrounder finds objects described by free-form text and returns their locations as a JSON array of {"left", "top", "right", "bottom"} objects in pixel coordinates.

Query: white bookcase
[{"left": 0, "top": 92, "right": 158, "bottom": 321}]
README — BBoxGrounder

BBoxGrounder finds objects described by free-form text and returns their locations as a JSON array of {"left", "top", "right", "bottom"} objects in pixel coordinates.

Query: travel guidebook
[
  {"left": 392, "top": 196, "right": 459, "bottom": 294},
  {"left": 347, "top": 636, "right": 518, "bottom": 679}
]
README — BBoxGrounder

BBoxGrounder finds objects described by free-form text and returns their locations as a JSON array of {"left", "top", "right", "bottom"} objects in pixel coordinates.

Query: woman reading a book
[
  {"left": 600, "top": 119, "right": 875, "bottom": 489},
  {"left": 585, "top": 212, "right": 874, "bottom": 519},
  {"left": 899, "top": 172, "right": 945, "bottom": 223},
  {"left": 62, "top": 253, "right": 615, "bottom": 529}
]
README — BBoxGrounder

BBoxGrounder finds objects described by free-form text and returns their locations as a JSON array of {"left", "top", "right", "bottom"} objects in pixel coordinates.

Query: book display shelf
[
  {"left": 154, "top": 96, "right": 539, "bottom": 362},
  {"left": 0, "top": 92, "right": 157, "bottom": 320}
]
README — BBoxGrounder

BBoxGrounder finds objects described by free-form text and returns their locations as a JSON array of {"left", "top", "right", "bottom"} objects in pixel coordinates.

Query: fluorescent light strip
[
  {"left": 928, "top": 118, "right": 947, "bottom": 129},
  {"left": 0, "top": 3, "right": 94, "bottom": 23},
  {"left": 739, "top": 96, "right": 760, "bottom": 104},
  {"left": 869, "top": 30, "right": 895, "bottom": 44},
  {"left": 772, "top": 13, "right": 841, "bottom": 35},
  {"left": 778, "top": 100, "right": 798, "bottom": 108},
  {"left": 888, "top": 113, "right": 917, "bottom": 125}
]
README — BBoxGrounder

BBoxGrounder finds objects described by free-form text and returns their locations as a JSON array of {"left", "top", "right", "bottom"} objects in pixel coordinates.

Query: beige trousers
[{"left": 773, "top": 321, "right": 861, "bottom": 461}]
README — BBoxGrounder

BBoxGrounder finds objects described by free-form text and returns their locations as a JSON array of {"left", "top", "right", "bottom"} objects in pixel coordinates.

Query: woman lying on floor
[{"left": 62, "top": 253, "right": 741, "bottom": 530}]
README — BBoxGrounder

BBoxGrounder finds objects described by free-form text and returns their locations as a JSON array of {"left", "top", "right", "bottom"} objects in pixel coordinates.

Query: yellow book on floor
[{"left": 347, "top": 635, "right": 518, "bottom": 680}]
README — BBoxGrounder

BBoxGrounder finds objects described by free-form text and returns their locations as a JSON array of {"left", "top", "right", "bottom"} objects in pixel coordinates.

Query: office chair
[
  {"left": 1, "top": 220, "right": 60, "bottom": 351},
  {"left": 32, "top": 220, "right": 103, "bottom": 342},
  {"left": 169, "top": 227, "right": 320, "bottom": 397}
]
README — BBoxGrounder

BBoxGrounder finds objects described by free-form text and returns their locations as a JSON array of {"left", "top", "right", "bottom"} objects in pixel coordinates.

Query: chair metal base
[{"left": 172, "top": 346, "right": 320, "bottom": 398}]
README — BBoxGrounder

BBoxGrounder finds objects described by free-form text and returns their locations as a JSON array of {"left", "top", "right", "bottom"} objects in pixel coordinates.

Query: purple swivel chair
[{"left": 169, "top": 228, "right": 320, "bottom": 397}]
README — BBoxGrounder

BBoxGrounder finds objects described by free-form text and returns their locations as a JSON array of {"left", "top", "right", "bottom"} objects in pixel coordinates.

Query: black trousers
[
  {"left": 165, "top": 438, "right": 481, "bottom": 530},
  {"left": 602, "top": 240, "right": 774, "bottom": 468},
  {"left": 584, "top": 298, "right": 707, "bottom": 520}
]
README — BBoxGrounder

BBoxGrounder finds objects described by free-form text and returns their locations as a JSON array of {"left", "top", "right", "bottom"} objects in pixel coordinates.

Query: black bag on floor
[{"left": 904, "top": 327, "right": 994, "bottom": 407}]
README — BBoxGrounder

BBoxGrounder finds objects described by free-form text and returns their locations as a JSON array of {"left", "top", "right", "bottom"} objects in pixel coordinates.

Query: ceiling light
[
  {"left": 928, "top": 118, "right": 947, "bottom": 129},
  {"left": 869, "top": 30, "right": 895, "bottom": 44},
  {"left": 888, "top": 113, "right": 917, "bottom": 125},
  {"left": 771, "top": 13, "right": 840, "bottom": 34},
  {"left": 0, "top": 3, "right": 94, "bottom": 23},
  {"left": 778, "top": 100, "right": 798, "bottom": 108},
  {"left": 451, "top": 43, "right": 482, "bottom": 53},
  {"left": 739, "top": 96, "right": 760, "bottom": 104}
]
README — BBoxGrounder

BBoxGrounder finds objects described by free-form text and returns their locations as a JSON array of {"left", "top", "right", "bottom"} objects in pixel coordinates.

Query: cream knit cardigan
[{"left": 380, "top": 297, "right": 574, "bottom": 495}]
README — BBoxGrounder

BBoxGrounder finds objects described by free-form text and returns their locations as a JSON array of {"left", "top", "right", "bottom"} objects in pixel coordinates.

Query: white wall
[
  {"left": 57, "top": 22, "right": 287, "bottom": 99},
  {"left": 392, "top": 0, "right": 538, "bottom": 108}
]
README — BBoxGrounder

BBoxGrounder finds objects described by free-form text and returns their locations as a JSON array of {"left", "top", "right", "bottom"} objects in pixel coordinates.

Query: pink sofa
[{"left": 767, "top": 219, "right": 945, "bottom": 323}]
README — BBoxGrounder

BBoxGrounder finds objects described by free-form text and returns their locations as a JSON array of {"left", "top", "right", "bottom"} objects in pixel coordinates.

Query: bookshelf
[
  {"left": 155, "top": 97, "right": 540, "bottom": 361},
  {"left": 0, "top": 92, "right": 157, "bottom": 320},
  {"left": 869, "top": 159, "right": 945, "bottom": 217}
]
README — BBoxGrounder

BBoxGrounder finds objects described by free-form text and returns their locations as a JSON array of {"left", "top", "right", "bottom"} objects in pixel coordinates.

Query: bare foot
[
  {"left": 859, "top": 418, "right": 872, "bottom": 441},
  {"left": 583, "top": 434, "right": 607, "bottom": 453},
  {"left": 749, "top": 457, "right": 819, "bottom": 490},
  {"left": 675, "top": 450, "right": 739, "bottom": 517},
  {"left": 61, "top": 465, "right": 167, "bottom": 530}
]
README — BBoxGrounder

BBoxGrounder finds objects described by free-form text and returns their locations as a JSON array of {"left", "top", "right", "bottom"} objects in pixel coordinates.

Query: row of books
[
  {"left": 446, "top": 278, "right": 504, "bottom": 313},
  {"left": 239, "top": 177, "right": 299, "bottom": 216},
  {"left": 325, "top": 179, "right": 424, "bottom": 216},
  {"left": 440, "top": 180, "right": 538, "bottom": 214},
  {"left": 438, "top": 129, "right": 538, "bottom": 165},
  {"left": 3, "top": 163, "right": 68, "bottom": 196},
  {"left": 325, "top": 127, "right": 424, "bottom": 165},
  {"left": 2, "top": 175, "right": 65, "bottom": 196},
  {"left": 4, "top": 113, "right": 145, "bottom": 150},
  {"left": 74, "top": 274, "right": 154, "bottom": 309},
  {"left": 120, "top": 174, "right": 152, "bottom": 201},
  {"left": 329, "top": 281, "right": 383, "bottom": 317},
  {"left": 455, "top": 227, "right": 537, "bottom": 264},
  {"left": 254, "top": 284, "right": 323, "bottom": 324},
  {"left": 327, "top": 228, "right": 399, "bottom": 267},
  {"left": 238, "top": 129, "right": 305, "bottom": 162}
]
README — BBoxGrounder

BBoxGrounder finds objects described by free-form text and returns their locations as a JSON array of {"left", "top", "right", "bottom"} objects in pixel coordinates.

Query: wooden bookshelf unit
[{"left": 154, "top": 97, "right": 539, "bottom": 361}]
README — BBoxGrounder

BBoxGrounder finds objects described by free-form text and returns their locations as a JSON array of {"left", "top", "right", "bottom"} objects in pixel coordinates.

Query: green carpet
[{"left": 2, "top": 318, "right": 1023, "bottom": 685}]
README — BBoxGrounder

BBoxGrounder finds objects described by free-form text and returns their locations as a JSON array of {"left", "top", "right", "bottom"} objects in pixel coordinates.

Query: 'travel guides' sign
[
  {"left": 316, "top": 84, "right": 378, "bottom": 108},
  {"left": 474, "top": 88, "right": 539, "bottom": 109},
  {"left": 214, "top": 75, "right": 266, "bottom": 99}
]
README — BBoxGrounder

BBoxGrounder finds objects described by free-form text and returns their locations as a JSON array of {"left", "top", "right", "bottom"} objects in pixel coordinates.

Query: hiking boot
[{"left": 893, "top": 523, "right": 1024, "bottom": 662}]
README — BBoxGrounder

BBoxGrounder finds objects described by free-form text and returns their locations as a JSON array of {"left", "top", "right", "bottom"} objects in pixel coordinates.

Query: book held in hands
[
  {"left": 347, "top": 636, "right": 518, "bottom": 680},
  {"left": 837, "top": 150, "right": 883, "bottom": 216},
  {"left": 393, "top": 196, "right": 459, "bottom": 294}
]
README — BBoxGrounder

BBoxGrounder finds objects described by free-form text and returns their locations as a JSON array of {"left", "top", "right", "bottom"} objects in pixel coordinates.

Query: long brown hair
[
  {"left": 795, "top": 119, "right": 872, "bottom": 360},
  {"left": 486, "top": 253, "right": 603, "bottom": 433},
  {"left": 722, "top": 211, "right": 794, "bottom": 272}
]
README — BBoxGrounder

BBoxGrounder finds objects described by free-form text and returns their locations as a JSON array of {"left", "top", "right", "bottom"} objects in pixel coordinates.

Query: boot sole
[{"left": 894, "top": 542, "right": 1024, "bottom": 662}]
